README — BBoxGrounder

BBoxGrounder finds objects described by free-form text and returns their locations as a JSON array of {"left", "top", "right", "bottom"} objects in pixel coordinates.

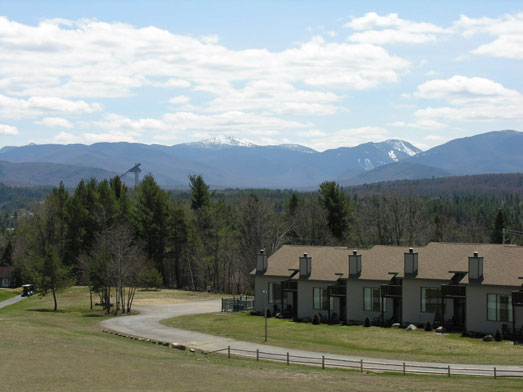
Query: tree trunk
[{"left": 52, "top": 287, "right": 57, "bottom": 312}]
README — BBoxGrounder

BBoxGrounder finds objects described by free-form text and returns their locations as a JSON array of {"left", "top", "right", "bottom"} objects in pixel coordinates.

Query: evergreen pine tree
[{"left": 490, "top": 208, "right": 506, "bottom": 244}]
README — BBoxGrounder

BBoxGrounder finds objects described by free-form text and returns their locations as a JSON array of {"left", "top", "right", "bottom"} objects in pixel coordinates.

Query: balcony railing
[
  {"left": 281, "top": 280, "right": 298, "bottom": 292},
  {"left": 327, "top": 285, "right": 346, "bottom": 297},
  {"left": 380, "top": 284, "right": 402, "bottom": 298},
  {"left": 513, "top": 290, "right": 523, "bottom": 307},
  {"left": 441, "top": 284, "right": 466, "bottom": 299}
]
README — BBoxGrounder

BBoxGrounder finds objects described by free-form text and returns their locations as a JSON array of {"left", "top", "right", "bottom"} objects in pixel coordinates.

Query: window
[
  {"left": 364, "top": 287, "right": 386, "bottom": 312},
  {"left": 487, "top": 294, "right": 512, "bottom": 322},
  {"left": 313, "top": 287, "right": 329, "bottom": 310},
  {"left": 421, "top": 287, "right": 441, "bottom": 313},
  {"left": 268, "top": 282, "right": 281, "bottom": 304}
]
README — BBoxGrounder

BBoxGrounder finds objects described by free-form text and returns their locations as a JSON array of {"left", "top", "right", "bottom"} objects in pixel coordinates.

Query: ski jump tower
[{"left": 121, "top": 163, "right": 142, "bottom": 188}]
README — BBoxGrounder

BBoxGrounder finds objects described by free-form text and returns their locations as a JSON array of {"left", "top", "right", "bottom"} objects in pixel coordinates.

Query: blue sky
[{"left": 0, "top": 0, "right": 522, "bottom": 151}]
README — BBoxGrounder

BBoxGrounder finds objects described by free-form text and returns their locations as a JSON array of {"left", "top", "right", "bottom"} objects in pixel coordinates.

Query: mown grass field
[
  {"left": 0, "top": 287, "right": 21, "bottom": 302},
  {"left": 1, "top": 287, "right": 522, "bottom": 391},
  {"left": 163, "top": 312, "right": 523, "bottom": 365}
]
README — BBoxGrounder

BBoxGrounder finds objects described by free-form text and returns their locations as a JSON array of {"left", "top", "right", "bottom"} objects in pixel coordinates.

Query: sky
[{"left": 0, "top": 0, "right": 522, "bottom": 151}]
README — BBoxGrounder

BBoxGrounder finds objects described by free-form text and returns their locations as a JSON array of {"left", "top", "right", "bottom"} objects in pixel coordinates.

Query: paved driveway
[
  {"left": 0, "top": 295, "right": 25, "bottom": 309},
  {"left": 100, "top": 300, "right": 523, "bottom": 377}
]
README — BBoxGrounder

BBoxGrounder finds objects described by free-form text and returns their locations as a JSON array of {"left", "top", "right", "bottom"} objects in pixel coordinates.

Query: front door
[
  {"left": 453, "top": 299, "right": 465, "bottom": 326},
  {"left": 393, "top": 298, "right": 401, "bottom": 323}
]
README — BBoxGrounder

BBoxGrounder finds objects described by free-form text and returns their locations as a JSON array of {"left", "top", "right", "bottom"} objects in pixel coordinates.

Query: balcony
[
  {"left": 441, "top": 284, "right": 466, "bottom": 299},
  {"left": 281, "top": 280, "right": 298, "bottom": 292},
  {"left": 380, "top": 284, "right": 402, "bottom": 298},
  {"left": 328, "top": 285, "right": 346, "bottom": 297},
  {"left": 513, "top": 290, "right": 523, "bottom": 307}
]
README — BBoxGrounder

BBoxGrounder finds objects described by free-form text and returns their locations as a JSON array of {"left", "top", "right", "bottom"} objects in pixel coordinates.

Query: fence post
[
  {"left": 257, "top": 349, "right": 259, "bottom": 361},
  {"left": 322, "top": 355, "right": 325, "bottom": 369},
  {"left": 403, "top": 362, "right": 405, "bottom": 375},
  {"left": 228, "top": 345, "right": 230, "bottom": 359},
  {"left": 494, "top": 367, "right": 497, "bottom": 379},
  {"left": 360, "top": 359, "right": 363, "bottom": 373},
  {"left": 287, "top": 352, "right": 289, "bottom": 366},
  {"left": 447, "top": 365, "right": 450, "bottom": 378}
]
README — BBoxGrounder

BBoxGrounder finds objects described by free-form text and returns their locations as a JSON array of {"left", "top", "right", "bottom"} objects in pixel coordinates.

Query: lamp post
[{"left": 262, "top": 289, "right": 268, "bottom": 342}]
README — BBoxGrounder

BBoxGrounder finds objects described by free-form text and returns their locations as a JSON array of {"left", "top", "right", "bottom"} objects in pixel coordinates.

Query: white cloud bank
[
  {"left": 456, "top": 13, "right": 523, "bottom": 59},
  {"left": 0, "top": 124, "right": 18, "bottom": 135},
  {"left": 413, "top": 75, "right": 523, "bottom": 122},
  {"left": 345, "top": 12, "right": 450, "bottom": 45}
]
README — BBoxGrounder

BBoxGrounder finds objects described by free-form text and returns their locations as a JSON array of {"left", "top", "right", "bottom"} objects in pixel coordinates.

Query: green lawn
[
  {"left": 132, "top": 287, "right": 229, "bottom": 304},
  {"left": 0, "top": 287, "right": 21, "bottom": 302},
  {"left": 163, "top": 312, "right": 523, "bottom": 365},
  {"left": 1, "top": 287, "right": 522, "bottom": 391}
]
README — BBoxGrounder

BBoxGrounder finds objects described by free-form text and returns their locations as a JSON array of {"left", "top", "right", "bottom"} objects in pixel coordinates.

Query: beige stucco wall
[
  {"left": 402, "top": 278, "right": 452, "bottom": 326},
  {"left": 297, "top": 280, "right": 331, "bottom": 320},
  {"left": 254, "top": 274, "right": 288, "bottom": 313},
  {"left": 347, "top": 279, "right": 393, "bottom": 323},
  {"left": 466, "top": 284, "right": 523, "bottom": 335}
]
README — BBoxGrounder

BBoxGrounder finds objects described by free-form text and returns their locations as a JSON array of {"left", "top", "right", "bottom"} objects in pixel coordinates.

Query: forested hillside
[{"left": 1, "top": 173, "right": 521, "bottom": 296}]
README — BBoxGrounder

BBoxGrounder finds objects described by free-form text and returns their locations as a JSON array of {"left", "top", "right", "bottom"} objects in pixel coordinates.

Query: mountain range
[{"left": 0, "top": 130, "right": 521, "bottom": 189}]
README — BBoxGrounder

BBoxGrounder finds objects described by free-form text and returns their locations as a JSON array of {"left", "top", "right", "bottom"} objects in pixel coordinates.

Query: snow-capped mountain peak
[
  {"left": 194, "top": 135, "right": 256, "bottom": 148},
  {"left": 383, "top": 139, "right": 421, "bottom": 156}
]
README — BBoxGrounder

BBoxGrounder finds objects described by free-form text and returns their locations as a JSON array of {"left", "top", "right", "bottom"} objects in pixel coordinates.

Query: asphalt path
[
  {"left": 0, "top": 294, "right": 25, "bottom": 309},
  {"left": 100, "top": 300, "right": 523, "bottom": 378}
]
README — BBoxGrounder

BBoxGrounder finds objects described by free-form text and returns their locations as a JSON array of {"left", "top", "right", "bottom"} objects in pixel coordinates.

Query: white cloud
[
  {"left": 424, "top": 134, "right": 448, "bottom": 142},
  {"left": 89, "top": 113, "right": 169, "bottom": 132},
  {"left": 0, "top": 123, "right": 18, "bottom": 135},
  {"left": 345, "top": 12, "right": 449, "bottom": 45},
  {"left": 390, "top": 119, "right": 446, "bottom": 129},
  {"left": 0, "top": 17, "right": 409, "bottom": 109},
  {"left": 205, "top": 81, "right": 341, "bottom": 115},
  {"left": 455, "top": 13, "right": 523, "bottom": 59},
  {"left": 35, "top": 117, "right": 73, "bottom": 128},
  {"left": 83, "top": 131, "right": 139, "bottom": 143},
  {"left": 53, "top": 131, "right": 82, "bottom": 144},
  {"left": 304, "top": 126, "right": 390, "bottom": 151},
  {"left": 161, "top": 79, "right": 191, "bottom": 88},
  {"left": 168, "top": 96, "right": 190, "bottom": 105},
  {"left": 0, "top": 93, "right": 101, "bottom": 119},
  {"left": 161, "top": 110, "right": 310, "bottom": 134},
  {"left": 413, "top": 75, "right": 523, "bottom": 121}
]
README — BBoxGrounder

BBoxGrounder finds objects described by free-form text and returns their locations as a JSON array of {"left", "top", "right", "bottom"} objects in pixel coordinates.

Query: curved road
[{"left": 100, "top": 300, "right": 523, "bottom": 377}]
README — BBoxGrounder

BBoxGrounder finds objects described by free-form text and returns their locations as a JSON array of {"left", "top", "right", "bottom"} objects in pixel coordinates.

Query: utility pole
[
  {"left": 263, "top": 289, "right": 268, "bottom": 342},
  {"left": 503, "top": 228, "right": 505, "bottom": 245}
]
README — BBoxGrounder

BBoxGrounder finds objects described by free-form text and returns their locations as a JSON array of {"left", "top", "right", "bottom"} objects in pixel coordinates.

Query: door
[
  {"left": 393, "top": 298, "right": 401, "bottom": 323},
  {"left": 454, "top": 299, "right": 465, "bottom": 326}
]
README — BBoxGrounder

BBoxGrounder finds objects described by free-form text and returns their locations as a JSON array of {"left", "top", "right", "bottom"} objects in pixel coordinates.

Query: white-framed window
[
  {"left": 363, "top": 287, "right": 386, "bottom": 312},
  {"left": 421, "top": 287, "right": 441, "bottom": 313},
  {"left": 268, "top": 282, "right": 281, "bottom": 304},
  {"left": 487, "top": 294, "right": 512, "bottom": 322},
  {"left": 313, "top": 287, "right": 329, "bottom": 310}
]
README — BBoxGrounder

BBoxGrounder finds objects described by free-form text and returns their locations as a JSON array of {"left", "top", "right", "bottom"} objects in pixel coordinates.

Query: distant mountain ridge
[
  {"left": 0, "top": 160, "right": 120, "bottom": 187},
  {"left": 0, "top": 137, "right": 422, "bottom": 188},
  {"left": 0, "top": 130, "right": 521, "bottom": 188}
]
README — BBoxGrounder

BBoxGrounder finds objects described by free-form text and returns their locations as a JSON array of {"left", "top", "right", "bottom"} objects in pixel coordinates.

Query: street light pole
[{"left": 262, "top": 289, "right": 268, "bottom": 342}]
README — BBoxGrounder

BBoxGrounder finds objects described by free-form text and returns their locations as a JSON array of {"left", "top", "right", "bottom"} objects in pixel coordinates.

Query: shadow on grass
[
  {"left": 28, "top": 308, "right": 67, "bottom": 313},
  {"left": 137, "top": 289, "right": 161, "bottom": 292}
]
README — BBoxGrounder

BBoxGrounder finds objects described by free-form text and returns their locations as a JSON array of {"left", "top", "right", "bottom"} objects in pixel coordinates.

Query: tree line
[{"left": 0, "top": 175, "right": 521, "bottom": 311}]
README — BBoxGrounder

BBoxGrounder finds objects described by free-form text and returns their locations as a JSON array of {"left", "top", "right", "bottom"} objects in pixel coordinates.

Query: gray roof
[{"left": 256, "top": 243, "right": 523, "bottom": 287}]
